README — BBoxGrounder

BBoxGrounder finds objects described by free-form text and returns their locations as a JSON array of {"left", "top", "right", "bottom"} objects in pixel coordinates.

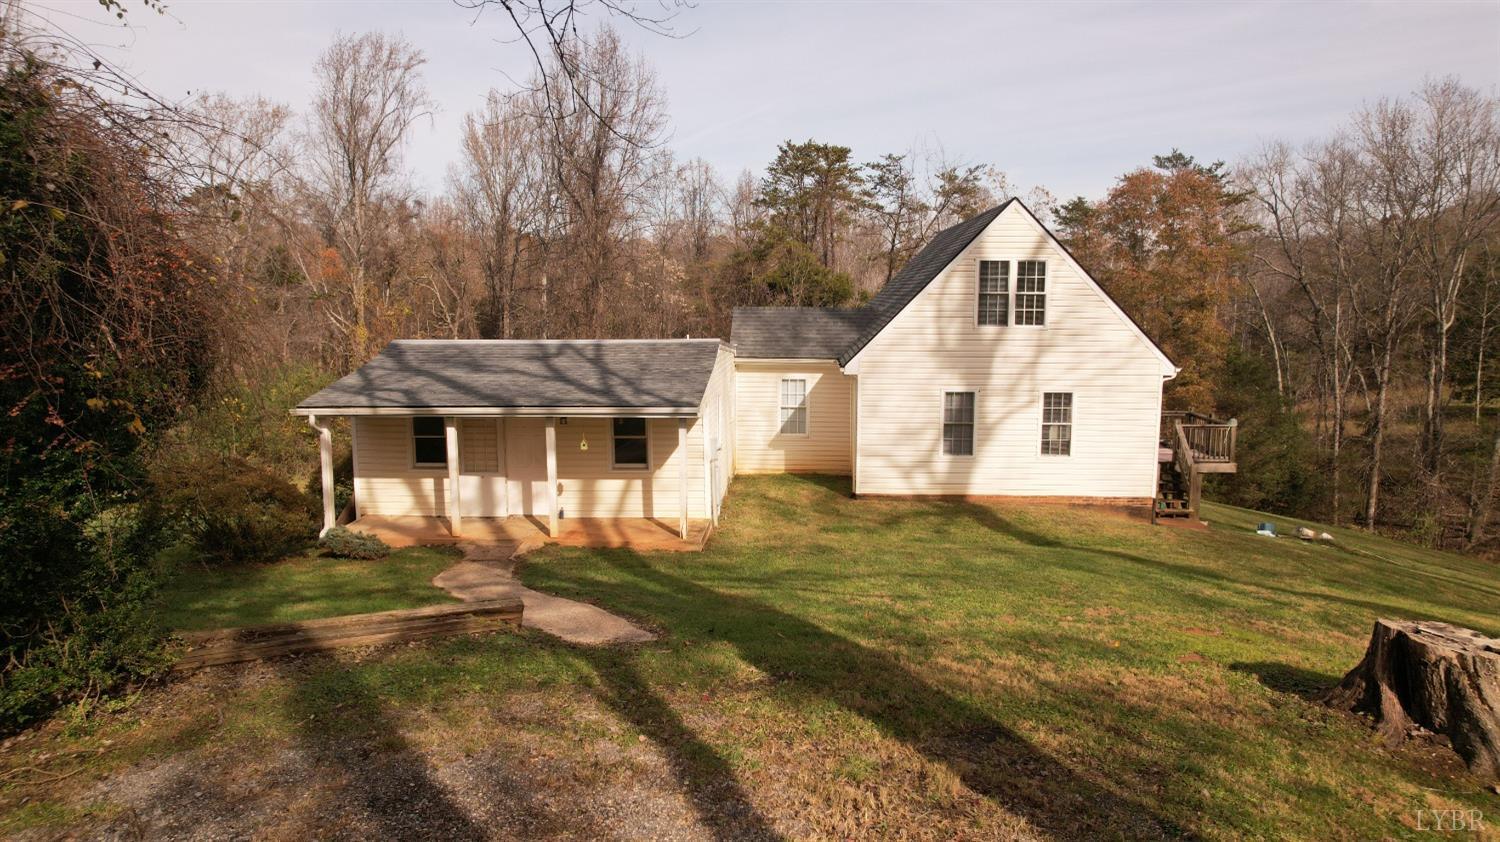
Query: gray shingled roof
[
  {"left": 836, "top": 200, "right": 1012, "bottom": 365},
  {"left": 728, "top": 201, "right": 1014, "bottom": 363},
  {"left": 296, "top": 339, "right": 722, "bottom": 413},
  {"left": 730, "top": 307, "right": 873, "bottom": 359}
]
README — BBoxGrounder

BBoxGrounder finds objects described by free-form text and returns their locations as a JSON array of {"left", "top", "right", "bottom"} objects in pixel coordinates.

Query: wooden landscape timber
[
  {"left": 1325, "top": 619, "right": 1500, "bottom": 780},
  {"left": 173, "top": 598, "right": 524, "bottom": 671}
]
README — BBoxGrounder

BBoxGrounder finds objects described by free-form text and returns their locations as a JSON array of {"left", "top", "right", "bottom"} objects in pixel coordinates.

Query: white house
[{"left": 296, "top": 200, "right": 1230, "bottom": 543}]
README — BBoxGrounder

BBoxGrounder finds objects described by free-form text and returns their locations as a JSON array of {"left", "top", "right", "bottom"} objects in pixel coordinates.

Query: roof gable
[
  {"left": 836, "top": 200, "right": 1012, "bottom": 365},
  {"left": 726, "top": 200, "right": 1175, "bottom": 373},
  {"left": 843, "top": 200, "right": 1175, "bottom": 374}
]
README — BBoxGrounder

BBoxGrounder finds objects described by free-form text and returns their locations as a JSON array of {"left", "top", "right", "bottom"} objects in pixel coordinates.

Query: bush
[
  {"left": 318, "top": 526, "right": 390, "bottom": 560},
  {"left": 0, "top": 498, "right": 169, "bottom": 731},
  {"left": 149, "top": 452, "right": 318, "bottom": 566},
  {"left": 162, "top": 364, "right": 341, "bottom": 481}
]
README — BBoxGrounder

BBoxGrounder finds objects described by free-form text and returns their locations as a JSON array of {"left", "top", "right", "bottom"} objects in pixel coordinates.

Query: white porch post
[
  {"left": 445, "top": 416, "right": 462, "bottom": 537},
  {"left": 678, "top": 417, "right": 689, "bottom": 540},
  {"left": 308, "top": 415, "right": 336, "bottom": 537},
  {"left": 545, "top": 416, "right": 559, "bottom": 538}
]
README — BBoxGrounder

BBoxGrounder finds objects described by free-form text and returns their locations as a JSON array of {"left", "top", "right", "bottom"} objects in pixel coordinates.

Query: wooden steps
[
  {"left": 1154, "top": 459, "right": 1193, "bottom": 520},
  {"left": 1155, "top": 412, "right": 1239, "bottom": 525},
  {"left": 173, "top": 598, "right": 524, "bottom": 671}
]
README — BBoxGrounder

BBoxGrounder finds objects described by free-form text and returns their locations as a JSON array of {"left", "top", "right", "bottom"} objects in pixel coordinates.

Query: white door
[
  {"left": 505, "top": 418, "right": 549, "bottom": 516},
  {"left": 459, "top": 418, "right": 507, "bottom": 518}
]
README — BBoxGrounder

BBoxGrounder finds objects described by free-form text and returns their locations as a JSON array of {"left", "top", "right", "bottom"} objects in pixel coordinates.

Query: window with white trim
[
  {"left": 1041, "top": 392, "right": 1072, "bottom": 455},
  {"left": 978, "top": 260, "right": 1009, "bottom": 325},
  {"left": 412, "top": 417, "right": 448, "bottom": 467},
  {"left": 779, "top": 378, "right": 808, "bottom": 435},
  {"left": 942, "top": 391, "right": 975, "bottom": 456},
  {"left": 612, "top": 417, "right": 649, "bottom": 469},
  {"left": 1015, "top": 260, "right": 1047, "bottom": 325}
]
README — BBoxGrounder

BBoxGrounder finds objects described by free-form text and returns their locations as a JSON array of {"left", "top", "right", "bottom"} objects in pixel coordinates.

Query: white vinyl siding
[
  {"left": 734, "top": 361, "right": 852, "bottom": 474},
  {"left": 779, "top": 378, "right": 808, "bottom": 435},
  {"left": 852, "top": 203, "right": 1165, "bottom": 499},
  {"left": 350, "top": 348, "right": 737, "bottom": 519},
  {"left": 355, "top": 415, "right": 714, "bottom": 519}
]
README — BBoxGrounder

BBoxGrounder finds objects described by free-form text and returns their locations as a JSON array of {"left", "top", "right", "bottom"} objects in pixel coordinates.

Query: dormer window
[{"left": 978, "top": 260, "right": 1008, "bottom": 326}]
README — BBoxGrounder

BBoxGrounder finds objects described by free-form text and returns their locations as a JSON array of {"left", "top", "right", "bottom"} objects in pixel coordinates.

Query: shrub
[
  {"left": 0, "top": 498, "right": 169, "bottom": 731},
  {"left": 149, "top": 452, "right": 318, "bottom": 566},
  {"left": 162, "top": 364, "right": 341, "bottom": 481},
  {"left": 318, "top": 526, "right": 390, "bottom": 560}
]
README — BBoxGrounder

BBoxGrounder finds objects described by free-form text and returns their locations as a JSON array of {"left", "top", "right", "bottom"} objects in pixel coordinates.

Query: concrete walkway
[{"left": 432, "top": 542, "right": 657, "bottom": 646}]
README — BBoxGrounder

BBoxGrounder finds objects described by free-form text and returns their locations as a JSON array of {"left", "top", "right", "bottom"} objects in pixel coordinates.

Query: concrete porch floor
[{"left": 349, "top": 515, "right": 711, "bottom": 552}]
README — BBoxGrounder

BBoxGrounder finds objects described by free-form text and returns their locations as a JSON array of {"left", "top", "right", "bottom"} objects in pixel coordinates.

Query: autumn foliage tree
[{"left": 1058, "top": 153, "right": 1245, "bottom": 410}]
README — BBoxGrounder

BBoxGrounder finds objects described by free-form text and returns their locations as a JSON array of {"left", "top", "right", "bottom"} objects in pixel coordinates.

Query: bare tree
[
  {"left": 455, "top": 91, "right": 547, "bottom": 338},
  {"left": 307, "top": 32, "right": 434, "bottom": 362},
  {"left": 529, "top": 26, "right": 667, "bottom": 336},
  {"left": 454, "top": 0, "right": 683, "bottom": 139},
  {"left": 1243, "top": 140, "right": 1359, "bottom": 521},
  {"left": 1411, "top": 79, "right": 1500, "bottom": 482}
]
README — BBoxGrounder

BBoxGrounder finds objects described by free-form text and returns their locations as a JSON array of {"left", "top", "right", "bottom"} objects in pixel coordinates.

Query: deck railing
[
  {"left": 1160, "top": 411, "right": 1239, "bottom": 522},
  {"left": 1162, "top": 411, "right": 1237, "bottom": 464}
]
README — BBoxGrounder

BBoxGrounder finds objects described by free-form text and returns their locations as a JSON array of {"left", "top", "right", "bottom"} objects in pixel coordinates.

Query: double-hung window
[
  {"left": 1041, "top": 392, "right": 1072, "bottom": 456},
  {"left": 978, "top": 260, "right": 1009, "bottom": 325},
  {"left": 412, "top": 417, "right": 448, "bottom": 467},
  {"left": 1015, "top": 260, "right": 1047, "bottom": 325},
  {"left": 612, "top": 418, "right": 649, "bottom": 469},
  {"left": 942, "top": 391, "right": 975, "bottom": 456},
  {"left": 779, "top": 378, "right": 808, "bottom": 435}
]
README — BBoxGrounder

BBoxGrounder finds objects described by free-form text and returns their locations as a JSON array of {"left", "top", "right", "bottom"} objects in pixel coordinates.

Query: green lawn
[
  {"left": 4, "top": 475, "right": 1497, "bottom": 840},
  {"left": 158, "top": 545, "right": 462, "bottom": 630}
]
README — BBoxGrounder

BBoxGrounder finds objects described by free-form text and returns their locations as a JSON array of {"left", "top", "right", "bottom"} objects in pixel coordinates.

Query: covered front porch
[
  {"left": 347, "top": 513, "right": 712, "bottom": 551},
  {"left": 295, "top": 339, "right": 733, "bottom": 549}
]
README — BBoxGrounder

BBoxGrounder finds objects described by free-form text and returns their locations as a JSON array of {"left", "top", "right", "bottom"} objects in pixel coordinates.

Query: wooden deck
[
  {"left": 348, "top": 514, "right": 711, "bottom": 552},
  {"left": 1156, "top": 411, "right": 1239, "bottom": 523}
]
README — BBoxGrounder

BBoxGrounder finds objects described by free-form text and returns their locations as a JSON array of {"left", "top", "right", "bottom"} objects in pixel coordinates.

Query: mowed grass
[
  {"left": 3, "top": 474, "right": 1497, "bottom": 840},
  {"left": 157, "top": 545, "right": 462, "bottom": 630}
]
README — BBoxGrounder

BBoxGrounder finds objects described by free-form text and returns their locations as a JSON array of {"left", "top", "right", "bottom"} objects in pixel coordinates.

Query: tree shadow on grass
[
  {"left": 579, "top": 649, "right": 784, "bottom": 841},
  {"left": 1229, "top": 661, "right": 1342, "bottom": 702},
  {"left": 947, "top": 499, "right": 1498, "bottom": 636},
  {"left": 276, "top": 654, "right": 567, "bottom": 840},
  {"left": 545, "top": 554, "right": 1196, "bottom": 840}
]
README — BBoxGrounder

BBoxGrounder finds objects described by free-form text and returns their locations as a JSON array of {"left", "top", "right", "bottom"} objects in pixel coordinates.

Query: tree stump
[{"left": 1324, "top": 619, "right": 1500, "bottom": 780}]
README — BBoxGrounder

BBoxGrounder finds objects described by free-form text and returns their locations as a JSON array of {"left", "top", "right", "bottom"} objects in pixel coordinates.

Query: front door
[
  {"left": 505, "top": 418, "right": 549, "bottom": 516},
  {"left": 459, "top": 418, "right": 506, "bottom": 518}
]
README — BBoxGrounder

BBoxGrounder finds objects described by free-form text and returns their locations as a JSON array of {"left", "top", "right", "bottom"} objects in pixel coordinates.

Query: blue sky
[{"left": 44, "top": 0, "right": 1500, "bottom": 200}]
